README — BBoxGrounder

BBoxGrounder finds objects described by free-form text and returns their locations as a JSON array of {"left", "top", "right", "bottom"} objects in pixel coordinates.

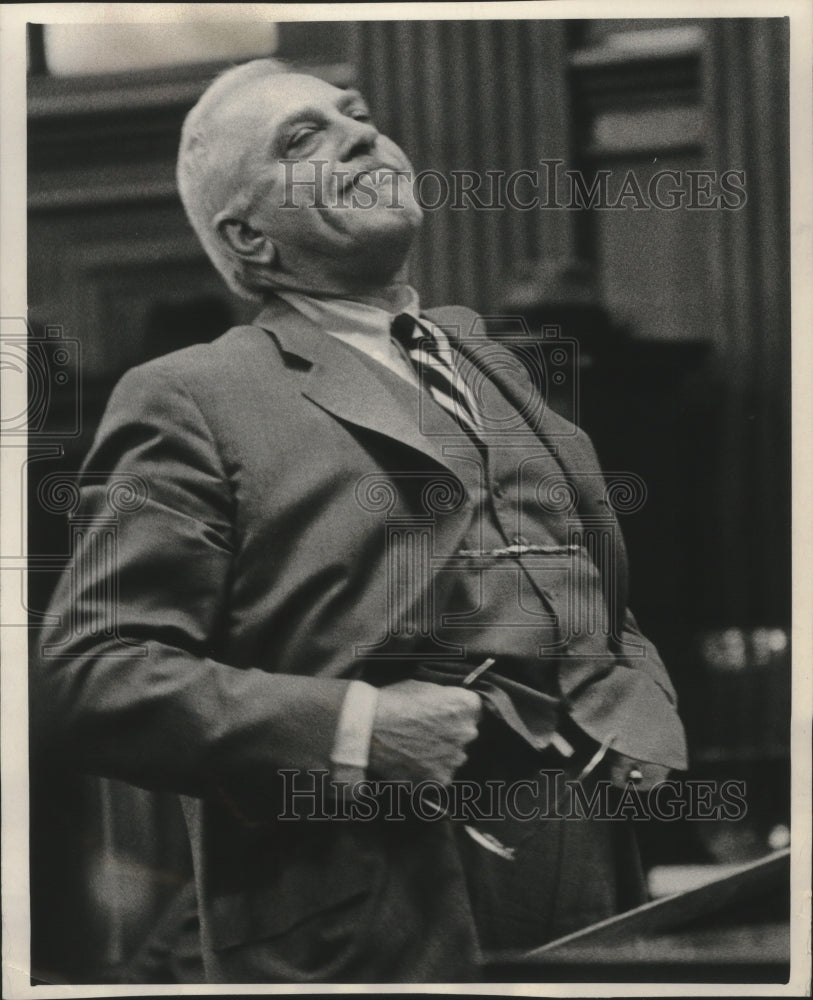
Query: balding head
[
  {"left": 177, "top": 61, "right": 422, "bottom": 300},
  {"left": 177, "top": 59, "right": 284, "bottom": 299}
]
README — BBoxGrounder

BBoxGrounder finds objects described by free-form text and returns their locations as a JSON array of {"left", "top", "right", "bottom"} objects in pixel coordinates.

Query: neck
[
  {"left": 263, "top": 257, "right": 415, "bottom": 309},
  {"left": 320, "top": 283, "right": 414, "bottom": 311}
]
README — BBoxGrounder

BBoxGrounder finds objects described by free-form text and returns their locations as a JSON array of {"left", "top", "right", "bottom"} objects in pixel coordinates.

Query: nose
[{"left": 338, "top": 117, "right": 379, "bottom": 161}]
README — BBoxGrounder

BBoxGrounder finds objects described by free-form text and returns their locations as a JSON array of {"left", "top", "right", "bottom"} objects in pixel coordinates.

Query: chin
[
  {"left": 345, "top": 213, "right": 420, "bottom": 274},
  {"left": 368, "top": 238, "right": 416, "bottom": 280}
]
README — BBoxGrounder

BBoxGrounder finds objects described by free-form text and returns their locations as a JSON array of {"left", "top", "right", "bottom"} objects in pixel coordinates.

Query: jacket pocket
[{"left": 207, "top": 823, "right": 380, "bottom": 952}]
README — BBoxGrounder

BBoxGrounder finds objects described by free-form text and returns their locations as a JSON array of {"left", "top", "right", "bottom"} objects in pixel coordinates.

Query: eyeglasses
[{"left": 419, "top": 656, "right": 618, "bottom": 861}]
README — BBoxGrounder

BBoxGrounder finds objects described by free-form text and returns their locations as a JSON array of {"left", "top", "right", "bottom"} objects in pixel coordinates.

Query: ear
[{"left": 216, "top": 216, "right": 276, "bottom": 265}]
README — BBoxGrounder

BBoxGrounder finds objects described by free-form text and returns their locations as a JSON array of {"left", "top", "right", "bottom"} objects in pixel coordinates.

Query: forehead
[{"left": 221, "top": 73, "right": 353, "bottom": 131}]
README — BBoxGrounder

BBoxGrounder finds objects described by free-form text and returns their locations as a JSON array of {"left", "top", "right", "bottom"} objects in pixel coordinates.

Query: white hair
[{"left": 177, "top": 59, "right": 285, "bottom": 301}]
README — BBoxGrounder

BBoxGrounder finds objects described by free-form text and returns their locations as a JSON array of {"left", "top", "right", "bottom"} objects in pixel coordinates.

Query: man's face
[{"left": 217, "top": 73, "right": 423, "bottom": 292}]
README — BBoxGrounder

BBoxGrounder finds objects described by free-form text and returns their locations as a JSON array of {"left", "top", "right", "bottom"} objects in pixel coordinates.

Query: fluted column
[{"left": 348, "top": 19, "right": 573, "bottom": 312}]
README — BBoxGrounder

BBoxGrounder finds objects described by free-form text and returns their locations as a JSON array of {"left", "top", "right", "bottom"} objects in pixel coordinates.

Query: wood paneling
[
  {"left": 702, "top": 19, "right": 791, "bottom": 626},
  {"left": 351, "top": 19, "right": 573, "bottom": 311}
]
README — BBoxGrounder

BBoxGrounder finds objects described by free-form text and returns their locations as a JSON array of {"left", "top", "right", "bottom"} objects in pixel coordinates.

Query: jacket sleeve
[
  {"left": 613, "top": 609, "right": 689, "bottom": 769},
  {"left": 31, "top": 362, "right": 351, "bottom": 800},
  {"left": 561, "top": 613, "right": 689, "bottom": 772}
]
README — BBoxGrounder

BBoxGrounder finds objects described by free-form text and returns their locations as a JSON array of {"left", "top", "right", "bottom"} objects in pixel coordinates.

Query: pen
[{"left": 462, "top": 656, "right": 496, "bottom": 687}]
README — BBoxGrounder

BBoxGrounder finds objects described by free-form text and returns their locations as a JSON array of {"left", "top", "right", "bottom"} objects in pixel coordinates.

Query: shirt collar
[{"left": 275, "top": 285, "right": 421, "bottom": 344}]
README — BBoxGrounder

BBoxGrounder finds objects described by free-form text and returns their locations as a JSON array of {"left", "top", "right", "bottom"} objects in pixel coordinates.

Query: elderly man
[{"left": 35, "top": 62, "right": 687, "bottom": 983}]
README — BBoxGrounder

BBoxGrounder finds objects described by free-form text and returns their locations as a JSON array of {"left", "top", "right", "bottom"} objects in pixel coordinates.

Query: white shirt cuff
[{"left": 330, "top": 680, "right": 379, "bottom": 781}]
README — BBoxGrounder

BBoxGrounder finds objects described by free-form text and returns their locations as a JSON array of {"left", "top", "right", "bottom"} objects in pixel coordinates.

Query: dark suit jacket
[{"left": 35, "top": 298, "right": 687, "bottom": 982}]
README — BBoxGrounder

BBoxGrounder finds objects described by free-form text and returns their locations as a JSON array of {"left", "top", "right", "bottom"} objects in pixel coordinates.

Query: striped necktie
[{"left": 391, "top": 313, "right": 482, "bottom": 436}]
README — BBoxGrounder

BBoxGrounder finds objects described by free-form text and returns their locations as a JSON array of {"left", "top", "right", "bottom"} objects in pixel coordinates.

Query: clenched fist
[{"left": 368, "top": 679, "right": 483, "bottom": 785}]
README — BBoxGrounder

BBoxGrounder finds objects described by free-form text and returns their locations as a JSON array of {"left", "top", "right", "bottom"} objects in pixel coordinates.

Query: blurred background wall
[{"left": 26, "top": 17, "right": 791, "bottom": 984}]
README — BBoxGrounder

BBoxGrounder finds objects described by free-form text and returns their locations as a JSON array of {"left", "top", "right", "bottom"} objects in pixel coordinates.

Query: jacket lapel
[{"left": 253, "top": 297, "right": 479, "bottom": 481}]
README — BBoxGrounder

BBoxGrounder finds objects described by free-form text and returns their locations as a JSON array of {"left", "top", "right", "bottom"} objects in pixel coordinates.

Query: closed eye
[
  {"left": 346, "top": 105, "right": 373, "bottom": 124},
  {"left": 287, "top": 125, "right": 320, "bottom": 150}
]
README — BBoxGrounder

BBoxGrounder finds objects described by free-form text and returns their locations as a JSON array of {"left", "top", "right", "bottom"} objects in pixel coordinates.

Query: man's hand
[{"left": 368, "top": 679, "right": 482, "bottom": 785}]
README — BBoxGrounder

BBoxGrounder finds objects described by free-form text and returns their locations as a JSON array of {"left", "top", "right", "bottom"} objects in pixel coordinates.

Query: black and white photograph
[{"left": 1, "top": 2, "right": 811, "bottom": 995}]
